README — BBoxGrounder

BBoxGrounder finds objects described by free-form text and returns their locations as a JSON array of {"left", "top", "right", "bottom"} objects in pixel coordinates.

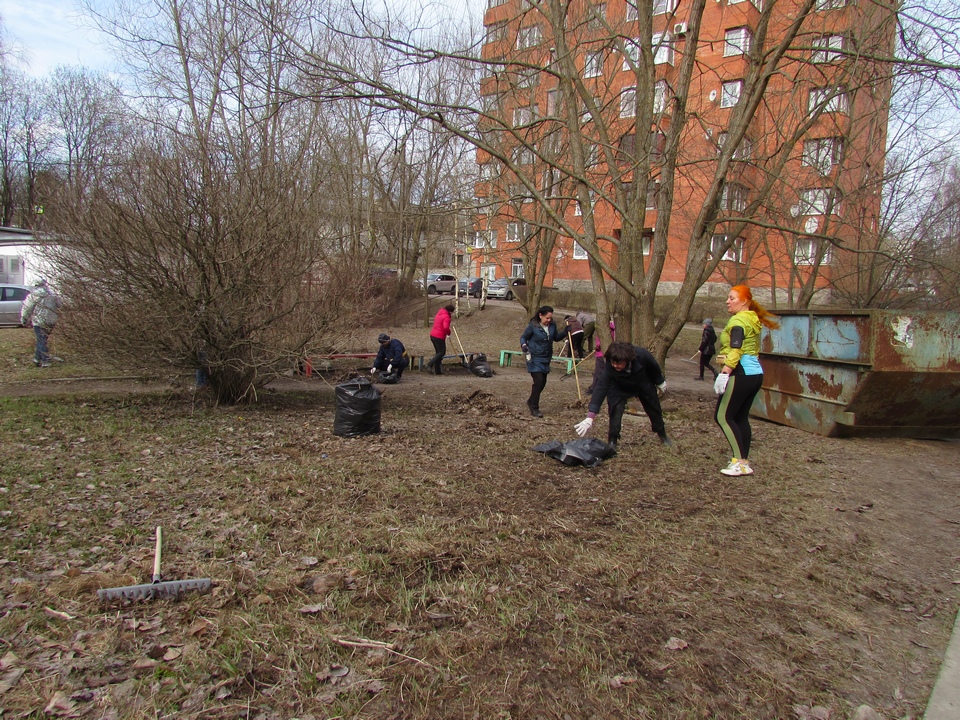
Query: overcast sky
[{"left": 1, "top": 0, "right": 113, "bottom": 77}]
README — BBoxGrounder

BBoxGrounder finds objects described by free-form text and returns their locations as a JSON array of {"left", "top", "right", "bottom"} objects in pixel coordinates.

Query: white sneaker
[{"left": 720, "top": 459, "right": 753, "bottom": 476}]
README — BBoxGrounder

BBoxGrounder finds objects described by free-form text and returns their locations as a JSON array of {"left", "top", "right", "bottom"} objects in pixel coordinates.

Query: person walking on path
[
  {"left": 370, "top": 333, "right": 409, "bottom": 381},
  {"left": 20, "top": 278, "right": 63, "bottom": 368},
  {"left": 714, "top": 285, "right": 780, "bottom": 477},
  {"left": 574, "top": 341, "right": 672, "bottom": 451},
  {"left": 563, "top": 315, "right": 585, "bottom": 358},
  {"left": 697, "top": 318, "right": 719, "bottom": 381},
  {"left": 520, "top": 305, "right": 566, "bottom": 417},
  {"left": 426, "top": 303, "right": 454, "bottom": 375}
]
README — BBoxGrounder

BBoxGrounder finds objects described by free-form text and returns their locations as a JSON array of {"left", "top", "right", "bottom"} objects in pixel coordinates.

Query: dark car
[{"left": 458, "top": 277, "right": 483, "bottom": 297}]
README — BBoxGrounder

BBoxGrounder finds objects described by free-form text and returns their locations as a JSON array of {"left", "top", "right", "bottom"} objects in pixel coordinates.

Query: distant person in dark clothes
[
  {"left": 370, "top": 333, "right": 409, "bottom": 380},
  {"left": 577, "top": 310, "right": 596, "bottom": 355},
  {"left": 697, "top": 318, "right": 718, "bottom": 381},
  {"left": 563, "top": 315, "right": 585, "bottom": 358},
  {"left": 520, "top": 305, "right": 566, "bottom": 417},
  {"left": 426, "top": 303, "right": 454, "bottom": 375},
  {"left": 574, "top": 341, "right": 672, "bottom": 450}
]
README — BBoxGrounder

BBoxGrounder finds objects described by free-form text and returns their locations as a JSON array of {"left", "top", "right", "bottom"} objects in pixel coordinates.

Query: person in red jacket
[{"left": 426, "top": 303, "right": 455, "bottom": 375}]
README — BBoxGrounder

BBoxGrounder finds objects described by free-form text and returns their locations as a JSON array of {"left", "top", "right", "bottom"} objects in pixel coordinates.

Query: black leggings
[
  {"left": 428, "top": 336, "right": 446, "bottom": 374},
  {"left": 528, "top": 372, "right": 547, "bottom": 409},
  {"left": 715, "top": 372, "right": 763, "bottom": 460},
  {"left": 699, "top": 349, "right": 718, "bottom": 379}
]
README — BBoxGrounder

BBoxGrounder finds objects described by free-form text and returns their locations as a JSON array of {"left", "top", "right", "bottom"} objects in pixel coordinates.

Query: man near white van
[{"left": 20, "top": 278, "right": 63, "bottom": 367}]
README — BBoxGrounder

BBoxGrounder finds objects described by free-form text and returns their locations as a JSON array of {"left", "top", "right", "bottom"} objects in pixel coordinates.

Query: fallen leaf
[
  {"left": 311, "top": 574, "right": 339, "bottom": 595},
  {"left": 610, "top": 674, "right": 638, "bottom": 687},
  {"left": 44, "top": 691, "right": 79, "bottom": 717},
  {"left": 0, "top": 668, "right": 25, "bottom": 694},
  {"left": 188, "top": 620, "right": 212, "bottom": 636},
  {"left": 163, "top": 647, "right": 182, "bottom": 661},
  {"left": 251, "top": 593, "right": 273, "bottom": 605},
  {"left": 299, "top": 604, "right": 327, "bottom": 614},
  {"left": 300, "top": 556, "right": 319, "bottom": 567},
  {"left": 44, "top": 607, "right": 76, "bottom": 621},
  {"left": 665, "top": 637, "right": 688, "bottom": 651}
]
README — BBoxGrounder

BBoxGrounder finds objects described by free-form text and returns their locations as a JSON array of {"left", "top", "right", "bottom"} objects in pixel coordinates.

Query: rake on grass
[{"left": 98, "top": 526, "right": 211, "bottom": 601}]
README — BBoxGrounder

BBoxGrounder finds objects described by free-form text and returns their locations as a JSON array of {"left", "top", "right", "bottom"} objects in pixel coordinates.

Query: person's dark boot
[
  {"left": 658, "top": 432, "right": 674, "bottom": 448},
  {"left": 527, "top": 400, "right": 542, "bottom": 417}
]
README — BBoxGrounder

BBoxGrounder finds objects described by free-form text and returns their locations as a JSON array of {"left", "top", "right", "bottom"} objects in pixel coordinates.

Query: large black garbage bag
[
  {"left": 468, "top": 353, "right": 493, "bottom": 378},
  {"left": 333, "top": 377, "right": 382, "bottom": 437},
  {"left": 532, "top": 438, "right": 617, "bottom": 468}
]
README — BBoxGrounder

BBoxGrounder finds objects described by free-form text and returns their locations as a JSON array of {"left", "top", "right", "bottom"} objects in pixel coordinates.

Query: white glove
[
  {"left": 387, "top": 364, "right": 393, "bottom": 373},
  {"left": 714, "top": 373, "right": 729, "bottom": 395},
  {"left": 656, "top": 381, "right": 667, "bottom": 396},
  {"left": 574, "top": 417, "right": 594, "bottom": 437},
  {"left": 370, "top": 367, "right": 377, "bottom": 375}
]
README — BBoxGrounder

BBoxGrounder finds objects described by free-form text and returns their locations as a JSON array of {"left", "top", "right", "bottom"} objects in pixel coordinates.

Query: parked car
[
  {"left": 458, "top": 277, "right": 483, "bottom": 297},
  {"left": 486, "top": 278, "right": 515, "bottom": 300},
  {"left": 418, "top": 273, "right": 457, "bottom": 295},
  {"left": 0, "top": 284, "right": 30, "bottom": 326}
]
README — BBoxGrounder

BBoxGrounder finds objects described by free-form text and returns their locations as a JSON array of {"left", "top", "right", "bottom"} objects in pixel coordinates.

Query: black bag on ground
[
  {"left": 378, "top": 370, "right": 399, "bottom": 384},
  {"left": 333, "top": 377, "right": 382, "bottom": 437},
  {"left": 532, "top": 438, "right": 617, "bottom": 468},
  {"left": 468, "top": 353, "right": 493, "bottom": 378}
]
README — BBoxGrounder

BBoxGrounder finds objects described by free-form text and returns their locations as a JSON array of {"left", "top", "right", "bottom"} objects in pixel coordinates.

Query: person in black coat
[
  {"left": 697, "top": 318, "right": 718, "bottom": 381},
  {"left": 574, "top": 342, "right": 673, "bottom": 449},
  {"left": 520, "top": 305, "right": 566, "bottom": 417},
  {"left": 370, "top": 333, "right": 409, "bottom": 380}
]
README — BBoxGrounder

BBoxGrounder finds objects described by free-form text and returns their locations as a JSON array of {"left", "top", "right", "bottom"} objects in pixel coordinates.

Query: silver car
[
  {"left": 486, "top": 278, "right": 514, "bottom": 300},
  {"left": 420, "top": 273, "right": 457, "bottom": 295},
  {"left": 0, "top": 284, "right": 30, "bottom": 326}
]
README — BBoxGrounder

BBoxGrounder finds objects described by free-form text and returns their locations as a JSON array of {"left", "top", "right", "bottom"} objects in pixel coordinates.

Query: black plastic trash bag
[
  {"left": 468, "top": 353, "right": 493, "bottom": 378},
  {"left": 333, "top": 377, "right": 382, "bottom": 437},
  {"left": 532, "top": 438, "right": 617, "bottom": 468},
  {"left": 378, "top": 370, "right": 399, "bottom": 384}
]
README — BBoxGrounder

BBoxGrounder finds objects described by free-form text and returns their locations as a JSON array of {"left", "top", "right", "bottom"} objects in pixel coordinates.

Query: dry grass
[{"left": 1, "top": 306, "right": 959, "bottom": 719}]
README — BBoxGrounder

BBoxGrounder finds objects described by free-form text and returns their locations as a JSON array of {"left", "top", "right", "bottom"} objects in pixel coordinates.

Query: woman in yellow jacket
[{"left": 714, "top": 285, "right": 779, "bottom": 476}]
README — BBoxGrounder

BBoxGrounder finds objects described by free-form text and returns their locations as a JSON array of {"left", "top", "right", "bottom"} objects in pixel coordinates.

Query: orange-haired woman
[{"left": 714, "top": 285, "right": 780, "bottom": 477}]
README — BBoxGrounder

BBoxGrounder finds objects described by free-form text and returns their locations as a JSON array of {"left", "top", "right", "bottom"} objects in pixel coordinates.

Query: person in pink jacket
[{"left": 426, "top": 303, "right": 454, "bottom": 375}]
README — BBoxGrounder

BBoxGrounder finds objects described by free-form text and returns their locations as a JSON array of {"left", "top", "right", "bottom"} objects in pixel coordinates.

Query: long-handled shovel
[
  {"left": 98, "top": 527, "right": 211, "bottom": 601},
  {"left": 452, "top": 326, "right": 469, "bottom": 367}
]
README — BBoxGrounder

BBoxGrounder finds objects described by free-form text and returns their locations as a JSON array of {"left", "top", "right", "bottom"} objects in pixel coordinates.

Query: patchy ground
[{"left": 1, "top": 303, "right": 959, "bottom": 719}]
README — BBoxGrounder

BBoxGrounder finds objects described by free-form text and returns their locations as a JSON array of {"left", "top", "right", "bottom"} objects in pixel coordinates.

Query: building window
[
  {"left": 717, "top": 131, "right": 753, "bottom": 159},
  {"left": 585, "top": 142, "right": 599, "bottom": 167},
  {"left": 512, "top": 259, "right": 525, "bottom": 276},
  {"left": 721, "top": 182, "right": 748, "bottom": 213},
  {"left": 809, "top": 86, "right": 849, "bottom": 114},
  {"left": 584, "top": 51, "right": 603, "bottom": 78},
  {"left": 653, "top": 0, "right": 675, "bottom": 15},
  {"left": 475, "top": 230, "right": 497, "bottom": 248},
  {"left": 654, "top": 79, "right": 668, "bottom": 113},
  {"left": 588, "top": 3, "right": 606, "bottom": 29},
  {"left": 652, "top": 31, "right": 674, "bottom": 65},
  {"left": 720, "top": 80, "right": 743, "bottom": 108},
  {"left": 711, "top": 234, "right": 743, "bottom": 262},
  {"left": 514, "top": 70, "right": 539, "bottom": 90},
  {"left": 812, "top": 34, "right": 844, "bottom": 63},
  {"left": 516, "top": 25, "right": 542, "bottom": 50},
  {"left": 10, "top": 258, "right": 18, "bottom": 272},
  {"left": 573, "top": 242, "right": 589, "bottom": 259},
  {"left": 485, "top": 21, "right": 508, "bottom": 44},
  {"left": 815, "top": 0, "right": 847, "bottom": 9},
  {"left": 506, "top": 222, "right": 520, "bottom": 243},
  {"left": 620, "top": 86, "right": 636, "bottom": 118},
  {"left": 799, "top": 187, "right": 841, "bottom": 216},
  {"left": 479, "top": 161, "right": 499, "bottom": 180},
  {"left": 546, "top": 88, "right": 560, "bottom": 116},
  {"left": 513, "top": 106, "right": 533, "bottom": 126},
  {"left": 724, "top": 27, "right": 752, "bottom": 57},
  {"left": 646, "top": 178, "right": 660, "bottom": 209},
  {"left": 802, "top": 137, "right": 844, "bottom": 174},
  {"left": 625, "top": 1, "right": 638, "bottom": 20},
  {"left": 513, "top": 145, "right": 534, "bottom": 165},
  {"left": 794, "top": 237, "right": 832, "bottom": 265},
  {"left": 574, "top": 190, "right": 596, "bottom": 216},
  {"left": 623, "top": 37, "right": 640, "bottom": 70}
]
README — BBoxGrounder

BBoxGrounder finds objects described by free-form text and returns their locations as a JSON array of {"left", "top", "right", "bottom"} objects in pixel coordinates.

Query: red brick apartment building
[{"left": 469, "top": 0, "right": 894, "bottom": 304}]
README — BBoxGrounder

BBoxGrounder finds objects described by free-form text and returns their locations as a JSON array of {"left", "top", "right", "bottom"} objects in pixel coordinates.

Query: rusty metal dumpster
[{"left": 751, "top": 310, "right": 960, "bottom": 438}]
